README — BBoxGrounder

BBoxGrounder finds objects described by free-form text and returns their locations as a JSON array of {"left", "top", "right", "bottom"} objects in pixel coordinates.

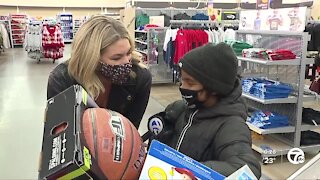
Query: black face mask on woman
[
  {"left": 99, "top": 62, "right": 132, "bottom": 85},
  {"left": 179, "top": 87, "right": 203, "bottom": 108}
]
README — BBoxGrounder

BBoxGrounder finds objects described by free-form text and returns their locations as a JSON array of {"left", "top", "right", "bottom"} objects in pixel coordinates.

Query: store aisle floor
[{"left": 0, "top": 46, "right": 165, "bottom": 179}]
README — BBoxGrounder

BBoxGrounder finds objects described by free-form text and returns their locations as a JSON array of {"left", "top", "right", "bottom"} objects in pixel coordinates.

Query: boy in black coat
[{"left": 152, "top": 43, "right": 261, "bottom": 178}]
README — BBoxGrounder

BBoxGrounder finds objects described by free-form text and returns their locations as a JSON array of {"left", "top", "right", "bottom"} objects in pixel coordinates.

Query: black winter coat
[
  {"left": 162, "top": 79, "right": 261, "bottom": 178},
  {"left": 47, "top": 62, "right": 152, "bottom": 128}
]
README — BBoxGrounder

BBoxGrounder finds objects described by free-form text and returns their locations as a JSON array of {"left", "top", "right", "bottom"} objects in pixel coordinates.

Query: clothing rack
[
  {"left": 221, "top": 20, "right": 239, "bottom": 30},
  {"left": 170, "top": 20, "right": 213, "bottom": 24},
  {"left": 0, "top": 20, "right": 13, "bottom": 48},
  {"left": 170, "top": 20, "right": 219, "bottom": 29}
]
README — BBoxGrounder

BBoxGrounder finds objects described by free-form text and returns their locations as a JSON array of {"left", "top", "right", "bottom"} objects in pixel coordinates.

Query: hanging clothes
[
  {"left": 163, "top": 28, "right": 178, "bottom": 68},
  {"left": 42, "top": 24, "right": 64, "bottom": 59},
  {"left": 305, "top": 22, "right": 320, "bottom": 51},
  {"left": 173, "top": 29, "right": 208, "bottom": 64},
  {"left": 0, "top": 23, "right": 11, "bottom": 48},
  {"left": 192, "top": 13, "right": 209, "bottom": 20},
  {"left": 224, "top": 28, "right": 236, "bottom": 41},
  {"left": 24, "top": 23, "right": 42, "bottom": 52},
  {"left": 0, "top": 32, "right": 3, "bottom": 47},
  {"left": 173, "top": 13, "right": 191, "bottom": 20},
  {"left": 136, "top": 13, "right": 150, "bottom": 28}
]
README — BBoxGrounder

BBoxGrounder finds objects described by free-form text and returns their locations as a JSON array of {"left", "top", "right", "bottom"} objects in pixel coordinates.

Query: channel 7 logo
[{"left": 287, "top": 148, "right": 305, "bottom": 165}]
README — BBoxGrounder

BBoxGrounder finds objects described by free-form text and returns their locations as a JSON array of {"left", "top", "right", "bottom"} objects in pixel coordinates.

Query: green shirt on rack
[{"left": 136, "top": 14, "right": 150, "bottom": 28}]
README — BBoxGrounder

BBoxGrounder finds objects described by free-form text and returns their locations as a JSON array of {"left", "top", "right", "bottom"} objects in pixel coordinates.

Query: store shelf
[
  {"left": 303, "top": 94, "right": 316, "bottom": 102},
  {"left": 135, "top": 39, "right": 147, "bottom": 45},
  {"left": 11, "top": 23, "right": 26, "bottom": 25},
  {"left": 247, "top": 122, "right": 295, "bottom": 135},
  {"left": 64, "top": 39, "right": 73, "bottom": 43},
  {"left": 301, "top": 124, "right": 320, "bottom": 131},
  {"left": 252, "top": 136, "right": 292, "bottom": 157},
  {"left": 300, "top": 144, "right": 320, "bottom": 151},
  {"left": 135, "top": 30, "right": 147, "bottom": 33},
  {"left": 136, "top": 49, "right": 148, "bottom": 55},
  {"left": 305, "top": 58, "right": 315, "bottom": 64},
  {"left": 243, "top": 93, "right": 315, "bottom": 104},
  {"left": 11, "top": 29, "right": 25, "bottom": 31},
  {"left": 237, "top": 56, "right": 300, "bottom": 66},
  {"left": 236, "top": 30, "right": 305, "bottom": 36},
  {"left": 242, "top": 93, "right": 297, "bottom": 104}
]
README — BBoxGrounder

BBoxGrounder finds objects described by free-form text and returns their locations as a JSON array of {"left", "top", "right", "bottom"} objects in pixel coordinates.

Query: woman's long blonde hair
[{"left": 68, "top": 15, "right": 144, "bottom": 99}]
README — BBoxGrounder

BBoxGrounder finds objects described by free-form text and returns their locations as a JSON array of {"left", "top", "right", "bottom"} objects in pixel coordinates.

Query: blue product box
[{"left": 139, "top": 140, "right": 225, "bottom": 180}]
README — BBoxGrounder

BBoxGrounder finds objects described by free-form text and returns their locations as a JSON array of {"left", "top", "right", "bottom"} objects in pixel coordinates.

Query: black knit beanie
[{"left": 179, "top": 43, "right": 238, "bottom": 96}]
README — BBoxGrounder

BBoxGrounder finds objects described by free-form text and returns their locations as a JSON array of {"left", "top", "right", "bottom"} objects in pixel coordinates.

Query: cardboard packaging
[
  {"left": 140, "top": 140, "right": 258, "bottom": 180},
  {"left": 38, "top": 85, "right": 105, "bottom": 180},
  {"left": 139, "top": 140, "right": 226, "bottom": 180}
]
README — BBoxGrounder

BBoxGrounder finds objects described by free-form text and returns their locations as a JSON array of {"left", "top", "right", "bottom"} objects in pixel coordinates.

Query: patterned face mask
[{"left": 99, "top": 62, "right": 132, "bottom": 85}]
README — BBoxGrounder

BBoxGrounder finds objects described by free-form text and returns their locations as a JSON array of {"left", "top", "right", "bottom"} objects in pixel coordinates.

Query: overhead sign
[
  {"left": 256, "top": 0, "right": 269, "bottom": 9},
  {"left": 149, "top": 16, "right": 164, "bottom": 27},
  {"left": 239, "top": 7, "right": 307, "bottom": 31},
  {"left": 222, "top": 11, "right": 239, "bottom": 20}
]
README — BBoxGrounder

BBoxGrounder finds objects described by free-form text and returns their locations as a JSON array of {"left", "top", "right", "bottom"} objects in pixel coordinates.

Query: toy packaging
[{"left": 139, "top": 140, "right": 225, "bottom": 180}]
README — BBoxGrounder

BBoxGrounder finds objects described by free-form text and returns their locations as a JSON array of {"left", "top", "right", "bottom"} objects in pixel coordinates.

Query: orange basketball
[{"left": 82, "top": 108, "right": 146, "bottom": 179}]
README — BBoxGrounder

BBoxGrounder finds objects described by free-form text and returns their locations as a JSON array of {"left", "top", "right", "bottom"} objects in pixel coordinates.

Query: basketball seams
[
  {"left": 83, "top": 108, "right": 144, "bottom": 179},
  {"left": 90, "top": 109, "right": 99, "bottom": 160},
  {"left": 120, "top": 119, "right": 135, "bottom": 179}
]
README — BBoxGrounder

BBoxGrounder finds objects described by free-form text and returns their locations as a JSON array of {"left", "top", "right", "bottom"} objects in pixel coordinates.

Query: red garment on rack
[
  {"left": 173, "top": 29, "right": 208, "bottom": 64},
  {"left": 42, "top": 24, "right": 64, "bottom": 48},
  {"left": 42, "top": 24, "right": 64, "bottom": 59},
  {"left": 174, "top": 29, "right": 189, "bottom": 65}
]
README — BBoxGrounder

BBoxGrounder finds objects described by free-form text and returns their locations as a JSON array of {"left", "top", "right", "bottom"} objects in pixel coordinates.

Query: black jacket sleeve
[
  {"left": 125, "top": 68, "right": 152, "bottom": 129},
  {"left": 47, "top": 64, "right": 75, "bottom": 100},
  {"left": 202, "top": 119, "right": 261, "bottom": 178}
]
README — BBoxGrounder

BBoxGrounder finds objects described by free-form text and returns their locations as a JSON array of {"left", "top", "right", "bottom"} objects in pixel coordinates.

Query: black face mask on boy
[{"left": 179, "top": 87, "right": 203, "bottom": 108}]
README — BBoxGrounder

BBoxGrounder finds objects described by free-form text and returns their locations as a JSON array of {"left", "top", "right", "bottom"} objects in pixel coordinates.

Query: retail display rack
[
  {"left": 10, "top": 14, "right": 27, "bottom": 47},
  {"left": 236, "top": 30, "right": 320, "bottom": 160},
  {"left": 73, "top": 17, "right": 88, "bottom": 37},
  {"left": 0, "top": 16, "right": 13, "bottom": 48},
  {"left": 57, "top": 13, "right": 73, "bottom": 43},
  {"left": 134, "top": 27, "right": 172, "bottom": 84}
]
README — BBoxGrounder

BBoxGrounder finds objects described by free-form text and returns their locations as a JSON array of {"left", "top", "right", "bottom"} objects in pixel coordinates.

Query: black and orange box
[{"left": 38, "top": 85, "right": 105, "bottom": 179}]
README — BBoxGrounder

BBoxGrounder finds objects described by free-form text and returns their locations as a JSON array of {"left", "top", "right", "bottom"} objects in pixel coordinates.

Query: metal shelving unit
[
  {"left": 242, "top": 93, "right": 298, "bottom": 104},
  {"left": 9, "top": 14, "right": 27, "bottom": 47},
  {"left": 57, "top": 13, "right": 73, "bottom": 43},
  {"left": 238, "top": 56, "right": 301, "bottom": 66},
  {"left": 135, "top": 39, "right": 147, "bottom": 45},
  {"left": 136, "top": 49, "right": 148, "bottom": 54},
  {"left": 135, "top": 30, "right": 147, "bottom": 33},
  {"left": 237, "top": 30, "right": 320, "bottom": 158},
  {"left": 135, "top": 27, "right": 172, "bottom": 84},
  {"left": 0, "top": 19, "right": 13, "bottom": 48},
  {"left": 73, "top": 17, "right": 88, "bottom": 37},
  {"left": 252, "top": 136, "right": 292, "bottom": 157},
  {"left": 247, "top": 122, "right": 295, "bottom": 135}
]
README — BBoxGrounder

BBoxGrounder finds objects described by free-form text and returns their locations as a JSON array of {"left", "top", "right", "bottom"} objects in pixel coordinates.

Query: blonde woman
[{"left": 47, "top": 15, "right": 152, "bottom": 129}]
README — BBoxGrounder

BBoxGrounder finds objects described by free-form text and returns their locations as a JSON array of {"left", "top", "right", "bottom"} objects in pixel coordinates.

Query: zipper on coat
[{"left": 176, "top": 110, "right": 198, "bottom": 151}]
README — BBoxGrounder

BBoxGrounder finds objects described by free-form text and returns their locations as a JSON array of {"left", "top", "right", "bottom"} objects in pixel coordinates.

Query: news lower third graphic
[
  {"left": 287, "top": 148, "right": 305, "bottom": 165},
  {"left": 262, "top": 148, "right": 277, "bottom": 164}
]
